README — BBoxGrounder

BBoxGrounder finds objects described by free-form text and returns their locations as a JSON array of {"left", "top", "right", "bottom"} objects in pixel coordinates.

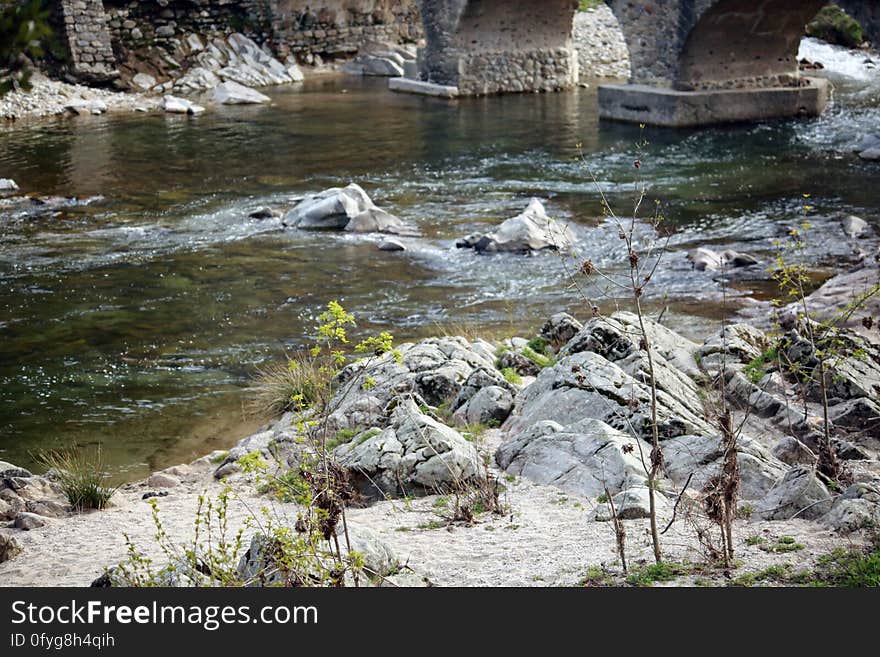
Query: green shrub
[
  {"left": 0, "top": 0, "right": 55, "bottom": 96},
  {"left": 249, "top": 353, "right": 332, "bottom": 417},
  {"left": 807, "top": 5, "right": 864, "bottom": 48},
  {"left": 814, "top": 547, "right": 880, "bottom": 587},
  {"left": 37, "top": 447, "right": 117, "bottom": 511}
]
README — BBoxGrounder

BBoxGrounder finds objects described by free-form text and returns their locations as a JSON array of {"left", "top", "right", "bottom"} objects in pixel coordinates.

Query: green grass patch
[{"left": 500, "top": 367, "right": 523, "bottom": 385}]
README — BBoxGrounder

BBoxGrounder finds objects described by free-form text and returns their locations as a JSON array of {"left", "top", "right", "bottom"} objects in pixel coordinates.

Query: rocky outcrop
[
  {"left": 756, "top": 466, "right": 832, "bottom": 521},
  {"left": 325, "top": 336, "right": 499, "bottom": 431},
  {"left": 335, "top": 396, "right": 483, "bottom": 500},
  {"left": 282, "top": 183, "right": 414, "bottom": 235},
  {"left": 456, "top": 199, "right": 574, "bottom": 254},
  {"left": 824, "top": 481, "right": 880, "bottom": 533},
  {"left": 496, "top": 418, "right": 655, "bottom": 499}
]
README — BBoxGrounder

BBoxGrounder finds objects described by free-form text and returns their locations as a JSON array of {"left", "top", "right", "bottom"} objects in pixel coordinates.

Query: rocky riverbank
[{"left": 2, "top": 255, "right": 878, "bottom": 585}]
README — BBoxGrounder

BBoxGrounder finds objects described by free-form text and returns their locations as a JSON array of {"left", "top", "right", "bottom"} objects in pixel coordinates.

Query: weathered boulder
[
  {"left": 696, "top": 323, "right": 771, "bottom": 376},
  {"left": 0, "top": 179, "right": 19, "bottom": 196},
  {"left": 830, "top": 397, "right": 880, "bottom": 439},
  {"left": 13, "top": 512, "right": 47, "bottom": 530},
  {"left": 824, "top": 482, "right": 880, "bottom": 533},
  {"left": 496, "top": 418, "right": 653, "bottom": 498},
  {"left": 540, "top": 312, "right": 583, "bottom": 351},
  {"left": 781, "top": 324, "right": 880, "bottom": 402},
  {"left": 212, "top": 81, "right": 271, "bottom": 105},
  {"left": 147, "top": 473, "right": 180, "bottom": 489},
  {"left": 163, "top": 95, "right": 205, "bottom": 115},
  {"left": 590, "top": 486, "right": 670, "bottom": 521},
  {"left": 841, "top": 215, "right": 869, "bottom": 239},
  {"left": 237, "top": 522, "right": 398, "bottom": 585},
  {"left": 662, "top": 434, "right": 788, "bottom": 500},
  {"left": 504, "top": 349, "right": 712, "bottom": 443},
  {"left": 451, "top": 367, "right": 514, "bottom": 412},
  {"left": 496, "top": 350, "right": 540, "bottom": 377},
  {"left": 562, "top": 311, "right": 702, "bottom": 378},
  {"left": 456, "top": 199, "right": 574, "bottom": 253},
  {"left": 131, "top": 72, "right": 157, "bottom": 91},
  {"left": 25, "top": 500, "right": 68, "bottom": 519},
  {"left": 687, "top": 247, "right": 758, "bottom": 271},
  {"left": 756, "top": 466, "right": 832, "bottom": 520},
  {"left": 326, "top": 336, "right": 499, "bottom": 431},
  {"left": 452, "top": 386, "right": 513, "bottom": 426},
  {"left": 282, "top": 183, "right": 413, "bottom": 235},
  {"left": 772, "top": 436, "right": 818, "bottom": 467},
  {"left": 335, "top": 397, "right": 482, "bottom": 500},
  {"left": 0, "top": 461, "right": 31, "bottom": 478}
]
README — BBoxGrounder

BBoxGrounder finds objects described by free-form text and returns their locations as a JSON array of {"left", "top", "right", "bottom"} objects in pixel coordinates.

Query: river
[{"left": 1, "top": 38, "right": 878, "bottom": 480}]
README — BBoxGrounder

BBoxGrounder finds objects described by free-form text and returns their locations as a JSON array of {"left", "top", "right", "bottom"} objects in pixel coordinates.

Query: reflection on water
[{"left": 1, "top": 39, "right": 879, "bottom": 480}]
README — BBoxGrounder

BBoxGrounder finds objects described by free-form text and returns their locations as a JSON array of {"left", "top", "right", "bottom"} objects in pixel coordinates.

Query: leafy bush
[
  {"left": 807, "top": 5, "right": 864, "bottom": 48},
  {"left": 37, "top": 447, "right": 117, "bottom": 511},
  {"left": 0, "top": 0, "right": 55, "bottom": 96}
]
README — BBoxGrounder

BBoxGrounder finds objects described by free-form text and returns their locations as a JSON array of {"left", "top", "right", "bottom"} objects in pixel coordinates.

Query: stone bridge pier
[
  {"left": 408, "top": 0, "right": 580, "bottom": 96},
  {"left": 408, "top": 0, "right": 879, "bottom": 126}
]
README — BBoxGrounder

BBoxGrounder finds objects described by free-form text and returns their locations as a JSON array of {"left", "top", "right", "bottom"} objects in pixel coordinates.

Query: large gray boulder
[
  {"left": 452, "top": 386, "right": 513, "bottom": 426},
  {"left": 590, "top": 486, "right": 670, "bottom": 521},
  {"left": 326, "top": 336, "right": 500, "bottom": 431},
  {"left": 456, "top": 199, "right": 574, "bottom": 253},
  {"left": 282, "top": 183, "right": 414, "bottom": 235},
  {"left": 496, "top": 418, "right": 654, "bottom": 498},
  {"left": 662, "top": 434, "right": 788, "bottom": 500},
  {"left": 696, "top": 323, "right": 772, "bottom": 376},
  {"left": 504, "top": 348, "right": 712, "bottom": 444},
  {"left": 756, "top": 466, "right": 832, "bottom": 520},
  {"left": 335, "top": 397, "right": 482, "bottom": 500},
  {"left": 824, "top": 482, "right": 880, "bottom": 533}
]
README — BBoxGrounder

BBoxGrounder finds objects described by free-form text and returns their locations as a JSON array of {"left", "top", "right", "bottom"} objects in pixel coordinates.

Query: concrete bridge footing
[{"left": 598, "top": 78, "right": 830, "bottom": 128}]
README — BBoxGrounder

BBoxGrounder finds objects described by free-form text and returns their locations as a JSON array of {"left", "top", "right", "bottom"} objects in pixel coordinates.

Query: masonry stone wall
[
  {"left": 417, "top": 0, "right": 578, "bottom": 95},
  {"left": 271, "top": 0, "right": 421, "bottom": 60},
  {"left": 59, "top": 0, "right": 118, "bottom": 81},
  {"left": 101, "top": 0, "right": 420, "bottom": 63}
]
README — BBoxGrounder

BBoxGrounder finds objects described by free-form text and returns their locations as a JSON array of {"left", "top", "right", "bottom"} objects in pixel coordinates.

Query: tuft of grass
[
  {"left": 626, "top": 561, "right": 692, "bottom": 586},
  {"left": 521, "top": 345, "right": 553, "bottom": 369},
  {"left": 814, "top": 546, "right": 880, "bottom": 587},
  {"left": 743, "top": 346, "right": 778, "bottom": 385},
  {"left": 248, "top": 353, "right": 331, "bottom": 417},
  {"left": 760, "top": 536, "right": 805, "bottom": 554},
  {"left": 526, "top": 336, "right": 549, "bottom": 355},
  {"left": 745, "top": 534, "right": 765, "bottom": 546},
  {"left": 37, "top": 447, "right": 117, "bottom": 511},
  {"left": 500, "top": 367, "right": 523, "bottom": 385},
  {"left": 579, "top": 565, "right": 614, "bottom": 587}
]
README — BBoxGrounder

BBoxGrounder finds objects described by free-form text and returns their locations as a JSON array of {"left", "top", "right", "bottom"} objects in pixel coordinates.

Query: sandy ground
[{"left": 0, "top": 431, "right": 863, "bottom": 587}]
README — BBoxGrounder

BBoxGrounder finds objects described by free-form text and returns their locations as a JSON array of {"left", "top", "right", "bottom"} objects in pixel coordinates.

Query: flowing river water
[{"left": 1, "top": 39, "right": 879, "bottom": 481}]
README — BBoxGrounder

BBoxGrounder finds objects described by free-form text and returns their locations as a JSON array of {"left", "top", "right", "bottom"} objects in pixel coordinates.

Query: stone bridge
[{"left": 409, "top": 0, "right": 880, "bottom": 126}]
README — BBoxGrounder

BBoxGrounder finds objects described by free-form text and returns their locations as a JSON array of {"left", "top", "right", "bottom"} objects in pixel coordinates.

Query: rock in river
[
  {"left": 282, "top": 183, "right": 415, "bottom": 235},
  {"left": 456, "top": 198, "right": 574, "bottom": 253},
  {"left": 212, "top": 81, "right": 271, "bottom": 105}
]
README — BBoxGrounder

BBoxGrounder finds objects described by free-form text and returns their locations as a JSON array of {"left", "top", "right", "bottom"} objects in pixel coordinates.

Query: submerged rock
[
  {"left": 335, "top": 396, "right": 482, "bottom": 500},
  {"left": 456, "top": 199, "right": 574, "bottom": 254},
  {"left": 282, "top": 183, "right": 414, "bottom": 235}
]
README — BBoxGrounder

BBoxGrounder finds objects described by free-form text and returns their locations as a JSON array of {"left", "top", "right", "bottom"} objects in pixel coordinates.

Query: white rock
[
  {"left": 212, "top": 80, "right": 271, "bottom": 105},
  {"left": 147, "top": 473, "right": 180, "bottom": 488},
  {"left": 841, "top": 215, "right": 868, "bottom": 239},
  {"left": 0, "top": 179, "right": 19, "bottom": 195},
  {"left": 163, "top": 95, "right": 205, "bottom": 115},
  {"left": 131, "top": 72, "right": 157, "bottom": 91}
]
